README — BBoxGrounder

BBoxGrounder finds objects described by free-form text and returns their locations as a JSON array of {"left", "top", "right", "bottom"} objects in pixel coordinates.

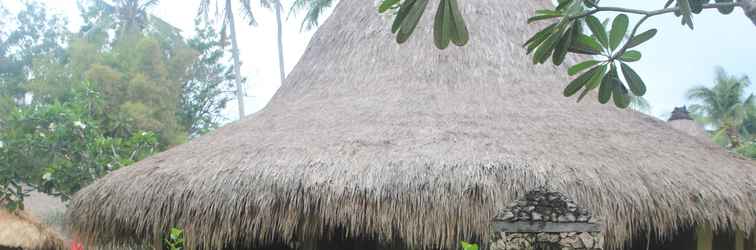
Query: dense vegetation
[{"left": 0, "top": 0, "right": 234, "bottom": 210}]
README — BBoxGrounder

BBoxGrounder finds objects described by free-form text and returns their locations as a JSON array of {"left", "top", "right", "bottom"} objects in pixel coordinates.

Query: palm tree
[
  {"left": 687, "top": 67, "right": 754, "bottom": 148},
  {"left": 199, "top": 0, "right": 289, "bottom": 119},
  {"left": 260, "top": 0, "right": 286, "bottom": 84},
  {"left": 198, "top": 0, "right": 257, "bottom": 119},
  {"left": 113, "top": 0, "right": 160, "bottom": 34},
  {"left": 289, "top": 0, "right": 334, "bottom": 31},
  {"left": 629, "top": 95, "right": 652, "bottom": 114},
  {"left": 81, "top": 0, "right": 179, "bottom": 43}
]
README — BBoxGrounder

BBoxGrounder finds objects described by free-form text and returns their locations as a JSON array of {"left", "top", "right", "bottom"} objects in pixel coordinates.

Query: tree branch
[
  {"left": 570, "top": 3, "right": 741, "bottom": 20},
  {"left": 567, "top": 1, "right": 756, "bottom": 60}
]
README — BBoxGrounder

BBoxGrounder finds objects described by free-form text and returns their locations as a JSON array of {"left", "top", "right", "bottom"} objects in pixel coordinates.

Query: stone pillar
[{"left": 490, "top": 189, "right": 603, "bottom": 250}]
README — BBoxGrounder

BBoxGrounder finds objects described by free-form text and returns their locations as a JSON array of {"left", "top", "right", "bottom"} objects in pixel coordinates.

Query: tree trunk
[
  {"left": 726, "top": 125, "right": 742, "bottom": 148},
  {"left": 226, "top": 0, "right": 246, "bottom": 119},
  {"left": 274, "top": 0, "right": 286, "bottom": 84}
]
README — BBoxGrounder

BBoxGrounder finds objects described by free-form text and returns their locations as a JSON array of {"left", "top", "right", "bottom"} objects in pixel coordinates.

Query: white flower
[
  {"left": 73, "top": 121, "right": 87, "bottom": 129},
  {"left": 141, "top": 132, "right": 147, "bottom": 136},
  {"left": 42, "top": 172, "right": 52, "bottom": 181},
  {"left": 0, "top": 141, "right": 4, "bottom": 148},
  {"left": 48, "top": 122, "right": 56, "bottom": 131}
]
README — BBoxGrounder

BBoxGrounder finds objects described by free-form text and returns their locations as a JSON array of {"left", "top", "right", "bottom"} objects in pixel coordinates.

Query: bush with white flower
[{"left": 0, "top": 87, "right": 159, "bottom": 210}]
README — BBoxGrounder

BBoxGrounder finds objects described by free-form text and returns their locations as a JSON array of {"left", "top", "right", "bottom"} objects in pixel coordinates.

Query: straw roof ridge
[{"left": 67, "top": 0, "right": 756, "bottom": 249}]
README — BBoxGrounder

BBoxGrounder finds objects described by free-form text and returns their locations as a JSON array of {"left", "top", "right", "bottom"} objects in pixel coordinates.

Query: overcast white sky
[{"left": 5, "top": 0, "right": 756, "bottom": 120}]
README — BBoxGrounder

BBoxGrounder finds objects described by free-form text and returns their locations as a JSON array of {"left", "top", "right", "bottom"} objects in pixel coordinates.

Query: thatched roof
[
  {"left": 0, "top": 209, "right": 65, "bottom": 250},
  {"left": 67, "top": 0, "right": 756, "bottom": 249}
]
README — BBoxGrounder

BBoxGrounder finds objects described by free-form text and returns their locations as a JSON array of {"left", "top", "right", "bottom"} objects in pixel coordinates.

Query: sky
[{"left": 4, "top": 0, "right": 756, "bottom": 120}]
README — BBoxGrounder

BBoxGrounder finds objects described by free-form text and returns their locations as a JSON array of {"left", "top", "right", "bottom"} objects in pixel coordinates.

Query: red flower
[{"left": 71, "top": 240, "right": 84, "bottom": 250}]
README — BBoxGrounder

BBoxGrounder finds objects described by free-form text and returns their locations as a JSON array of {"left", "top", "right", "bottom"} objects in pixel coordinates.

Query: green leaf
[
  {"left": 583, "top": 0, "right": 598, "bottom": 8},
  {"left": 678, "top": 0, "right": 695, "bottom": 29},
  {"left": 397, "top": 0, "right": 430, "bottom": 43},
  {"left": 690, "top": 0, "right": 706, "bottom": 14},
  {"left": 620, "top": 62, "right": 646, "bottom": 96},
  {"left": 715, "top": 0, "right": 735, "bottom": 14},
  {"left": 598, "top": 65, "right": 618, "bottom": 104},
  {"left": 524, "top": 23, "right": 558, "bottom": 54},
  {"left": 552, "top": 24, "right": 575, "bottom": 65},
  {"left": 609, "top": 14, "right": 629, "bottom": 50},
  {"left": 529, "top": 10, "right": 563, "bottom": 23},
  {"left": 585, "top": 15, "right": 609, "bottom": 48},
  {"left": 625, "top": 29, "right": 657, "bottom": 49},
  {"left": 447, "top": 0, "right": 469, "bottom": 46},
  {"left": 379, "top": 0, "right": 401, "bottom": 13},
  {"left": 568, "top": 34, "right": 603, "bottom": 55},
  {"left": 391, "top": 0, "right": 417, "bottom": 33},
  {"left": 460, "top": 241, "right": 479, "bottom": 250},
  {"left": 612, "top": 82, "right": 631, "bottom": 108},
  {"left": 533, "top": 26, "right": 564, "bottom": 64},
  {"left": 568, "top": 60, "right": 600, "bottom": 76},
  {"left": 619, "top": 50, "right": 642, "bottom": 62},
  {"left": 564, "top": 65, "right": 601, "bottom": 97},
  {"left": 556, "top": 0, "right": 574, "bottom": 10},
  {"left": 434, "top": 0, "right": 451, "bottom": 49},
  {"left": 578, "top": 64, "right": 608, "bottom": 102}
]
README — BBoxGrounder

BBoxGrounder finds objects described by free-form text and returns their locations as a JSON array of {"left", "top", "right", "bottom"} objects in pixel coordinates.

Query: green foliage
[
  {"left": 28, "top": 36, "right": 191, "bottom": 147},
  {"left": 164, "top": 227, "right": 185, "bottom": 250},
  {"left": 687, "top": 67, "right": 754, "bottom": 148},
  {"left": 460, "top": 241, "right": 479, "bottom": 250},
  {"left": 378, "top": 0, "right": 469, "bottom": 49},
  {"left": 0, "top": 1, "right": 68, "bottom": 99},
  {"left": 0, "top": 83, "right": 158, "bottom": 209},
  {"left": 0, "top": 1, "right": 233, "bottom": 210},
  {"left": 735, "top": 141, "right": 756, "bottom": 159},
  {"left": 524, "top": 0, "right": 654, "bottom": 109},
  {"left": 180, "top": 19, "right": 234, "bottom": 136},
  {"left": 369, "top": 0, "right": 747, "bottom": 109},
  {"left": 289, "top": 0, "right": 336, "bottom": 31}
]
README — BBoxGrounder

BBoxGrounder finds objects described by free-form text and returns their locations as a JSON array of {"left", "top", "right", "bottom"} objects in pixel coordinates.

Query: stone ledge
[{"left": 493, "top": 222, "right": 601, "bottom": 233}]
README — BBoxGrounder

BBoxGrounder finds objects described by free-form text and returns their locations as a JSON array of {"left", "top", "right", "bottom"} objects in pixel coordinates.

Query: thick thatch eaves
[
  {"left": 67, "top": 1, "right": 756, "bottom": 250},
  {"left": 0, "top": 209, "right": 65, "bottom": 250}
]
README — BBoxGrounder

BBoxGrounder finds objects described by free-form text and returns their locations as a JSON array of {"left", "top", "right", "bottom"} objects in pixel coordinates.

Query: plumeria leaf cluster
[
  {"left": 374, "top": 0, "right": 748, "bottom": 109},
  {"left": 379, "top": 0, "right": 469, "bottom": 49},
  {"left": 525, "top": 0, "right": 655, "bottom": 108}
]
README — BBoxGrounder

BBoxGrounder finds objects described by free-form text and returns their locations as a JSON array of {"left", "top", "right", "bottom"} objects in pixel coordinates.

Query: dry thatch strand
[
  {"left": 66, "top": 0, "right": 756, "bottom": 249},
  {"left": 0, "top": 209, "right": 65, "bottom": 250}
]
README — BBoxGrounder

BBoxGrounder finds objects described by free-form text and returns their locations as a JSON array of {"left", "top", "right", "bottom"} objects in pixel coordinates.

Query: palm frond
[
  {"left": 289, "top": 0, "right": 335, "bottom": 31},
  {"left": 629, "top": 95, "right": 652, "bottom": 114},
  {"left": 238, "top": 0, "right": 258, "bottom": 26}
]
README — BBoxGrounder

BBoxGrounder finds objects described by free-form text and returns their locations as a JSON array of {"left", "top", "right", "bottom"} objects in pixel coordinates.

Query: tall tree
[
  {"left": 198, "top": 0, "right": 258, "bottom": 119},
  {"left": 180, "top": 19, "right": 234, "bottom": 136},
  {"left": 687, "top": 67, "right": 754, "bottom": 148},
  {"left": 263, "top": 0, "right": 286, "bottom": 83},
  {"left": 0, "top": 1, "right": 68, "bottom": 100},
  {"left": 289, "top": 0, "right": 334, "bottom": 30},
  {"left": 112, "top": 0, "right": 161, "bottom": 34}
]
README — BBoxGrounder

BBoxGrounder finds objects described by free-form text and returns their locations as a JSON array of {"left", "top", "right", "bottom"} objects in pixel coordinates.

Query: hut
[
  {"left": 0, "top": 208, "right": 64, "bottom": 250},
  {"left": 67, "top": 0, "right": 756, "bottom": 250},
  {"left": 667, "top": 106, "right": 712, "bottom": 142}
]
